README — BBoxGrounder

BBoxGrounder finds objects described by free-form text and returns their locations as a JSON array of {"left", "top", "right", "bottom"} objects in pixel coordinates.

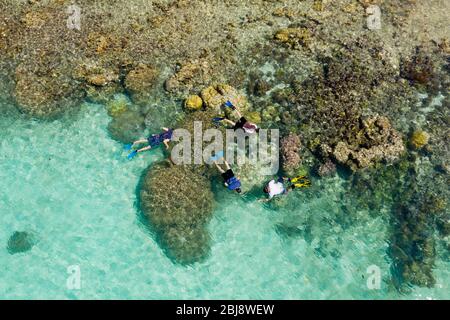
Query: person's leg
[
  {"left": 132, "top": 139, "right": 148, "bottom": 147},
  {"left": 137, "top": 146, "right": 151, "bottom": 153},
  {"left": 222, "top": 119, "right": 236, "bottom": 126},
  {"left": 234, "top": 108, "right": 242, "bottom": 118},
  {"left": 223, "top": 160, "right": 231, "bottom": 171},
  {"left": 213, "top": 161, "right": 225, "bottom": 173}
]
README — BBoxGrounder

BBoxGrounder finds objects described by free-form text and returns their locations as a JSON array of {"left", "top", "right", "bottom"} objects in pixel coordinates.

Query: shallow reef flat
[{"left": 0, "top": 0, "right": 449, "bottom": 296}]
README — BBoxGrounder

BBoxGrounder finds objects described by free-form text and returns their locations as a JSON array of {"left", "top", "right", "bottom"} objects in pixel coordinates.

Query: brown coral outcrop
[
  {"left": 331, "top": 116, "right": 405, "bottom": 171},
  {"left": 124, "top": 64, "right": 160, "bottom": 105},
  {"left": 280, "top": 133, "right": 302, "bottom": 175}
]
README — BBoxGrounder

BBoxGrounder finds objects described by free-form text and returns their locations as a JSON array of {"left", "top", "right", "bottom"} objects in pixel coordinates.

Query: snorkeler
[
  {"left": 127, "top": 127, "right": 174, "bottom": 159},
  {"left": 212, "top": 157, "right": 242, "bottom": 194},
  {"left": 214, "top": 100, "right": 259, "bottom": 134},
  {"left": 261, "top": 175, "right": 311, "bottom": 202}
]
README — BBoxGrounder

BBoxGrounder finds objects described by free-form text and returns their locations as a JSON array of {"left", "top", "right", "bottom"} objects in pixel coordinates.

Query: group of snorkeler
[{"left": 126, "top": 100, "right": 311, "bottom": 201}]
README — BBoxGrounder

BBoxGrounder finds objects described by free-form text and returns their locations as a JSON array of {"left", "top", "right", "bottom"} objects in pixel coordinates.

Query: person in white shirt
[{"left": 260, "top": 175, "right": 311, "bottom": 202}]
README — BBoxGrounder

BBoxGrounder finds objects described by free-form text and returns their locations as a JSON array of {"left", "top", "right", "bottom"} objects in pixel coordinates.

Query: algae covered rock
[
  {"left": 317, "top": 160, "right": 337, "bottom": 177},
  {"left": 274, "top": 27, "right": 312, "bottom": 49},
  {"left": 13, "top": 63, "right": 84, "bottom": 118},
  {"left": 141, "top": 165, "right": 214, "bottom": 229},
  {"left": 159, "top": 226, "right": 211, "bottom": 265},
  {"left": 140, "top": 163, "right": 214, "bottom": 264},
  {"left": 330, "top": 116, "right": 405, "bottom": 171},
  {"left": 74, "top": 63, "right": 122, "bottom": 104},
  {"left": 7, "top": 231, "right": 35, "bottom": 254},
  {"left": 124, "top": 64, "right": 159, "bottom": 105},
  {"left": 164, "top": 59, "right": 211, "bottom": 96},
  {"left": 106, "top": 94, "right": 131, "bottom": 118},
  {"left": 280, "top": 133, "right": 302, "bottom": 176}
]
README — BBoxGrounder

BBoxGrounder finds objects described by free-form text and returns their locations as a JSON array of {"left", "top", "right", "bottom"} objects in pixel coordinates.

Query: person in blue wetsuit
[
  {"left": 215, "top": 101, "right": 259, "bottom": 134},
  {"left": 212, "top": 158, "right": 242, "bottom": 194},
  {"left": 131, "top": 127, "right": 174, "bottom": 154}
]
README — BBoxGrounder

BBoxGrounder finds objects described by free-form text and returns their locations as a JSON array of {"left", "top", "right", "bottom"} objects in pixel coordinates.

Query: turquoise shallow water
[{"left": 0, "top": 103, "right": 448, "bottom": 299}]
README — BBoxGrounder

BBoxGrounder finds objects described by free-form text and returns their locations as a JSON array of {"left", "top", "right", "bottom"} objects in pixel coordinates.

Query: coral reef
[
  {"left": 0, "top": 0, "right": 448, "bottom": 280},
  {"left": 317, "top": 160, "right": 336, "bottom": 177},
  {"left": 280, "top": 133, "right": 302, "bottom": 176},
  {"left": 274, "top": 27, "right": 312, "bottom": 50},
  {"left": 184, "top": 95, "right": 203, "bottom": 112},
  {"left": 390, "top": 190, "right": 444, "bottom": 288},
  {"left": 140, "top": 163, "right": 214, "bottom": 264},
  {"left": 165, "top": 59, "right": 211, "bottom": 96},
  {"left": 400, "top": 46, "right": 439, "bottom": 90},
  {"left": 200, "top": 84, "right": 250, "bottom": 116},
  {"left": 350, "top": 154, "right": 449, "bottom": 289},
  {"left": 409, "top": 130, "right": 430, "bottom": 150},
  {"left": 328, "top": 116, "right": 405, "bottom": 171},
  {"left": 159, "top": 226, "right": 211, "bottom": 265},
  {"left": 124, "top": 64, "right": 160, "bottom": 105},
  {"left": 7, "top": 231, "right": 35, "bottom": 255},
  {"left": 13, "top": 61, "right": 84, "bottom": 118},
  {"left": 106, "top": 94, "right": 131, "bottom": 118}
]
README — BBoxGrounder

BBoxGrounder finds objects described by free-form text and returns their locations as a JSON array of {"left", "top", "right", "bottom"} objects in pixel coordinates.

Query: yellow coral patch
[
  {"left": 410, "top": 130, "right": 430, "bottom": 149},
  {"left": 184, "top": 95, "right": 203, "bottom": 111}
]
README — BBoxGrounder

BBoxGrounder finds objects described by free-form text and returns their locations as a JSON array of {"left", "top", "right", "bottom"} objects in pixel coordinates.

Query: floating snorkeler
[
  {"left": 126, "top": 127, "right": 174, "bottom": 159},
  {"left": 260, "top": 175, "right": 311, "bottom": 202},
  {"left": 211, "top": 154, "right": 242, "bottom": 194},
  {"left": 213, "top": 100, "right": 259, "bottom": 134}
]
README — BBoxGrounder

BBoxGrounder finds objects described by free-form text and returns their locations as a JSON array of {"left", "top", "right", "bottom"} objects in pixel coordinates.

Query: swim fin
[
  {"left": 209, "top": 150, "right": 224, "bottom": 162},
  {"left": 127, "top": 150, "right": 138, "bottom": 160},
  {"left": 290, "top": 175, "right": 311, "bottom": 189},
  {"left": 124, "top": 143, "right": 133, "bottom": 150},
  {"left": 224, "top": 100, "right": 236, "bottom": 110},
  {"left": 293, "top": 179, "right": 311, "bottom": 188},
  {"left": 212, "top": 117, "right": 225, "bottom": 123},
  {"left": 290, "top": 175, "right": 307, "bottom": 183}
]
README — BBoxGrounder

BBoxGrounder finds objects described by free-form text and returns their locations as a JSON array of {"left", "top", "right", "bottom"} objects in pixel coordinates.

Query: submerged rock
[
  {"left": 140, "top": 163, "right": 214, "bottom": 264},
  {"left": 330, "top": 116, "right": 405, "bottom": 171},
  {"left": 124, "top": 64, "right": 159, "bottom": 105},
  {"left": 159, "top": 225, "right": 211, "bottom": 265},
  {"left": 13, "top": 62, "right": 84, "bottom": 118},
  {"left": 274, "top": 27, "right": 312, "bottom": 50},
  {"left": 107, "top": 109, "right": 145, "bottom": 143},
  {"left": 106, "top": 94, "right": 131, "bottom": 118},
  {"left": 164, "top": 59, "right": 211, "bottom": 96},
  {"left": 280, "top": 133, "right": 302, "bottom": 176},
  {"left": 317, "top": 160, "right": 337, "bottom": 177},
  {"left": 7, "top": 231, "right": 35, "bottom": 254}
]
